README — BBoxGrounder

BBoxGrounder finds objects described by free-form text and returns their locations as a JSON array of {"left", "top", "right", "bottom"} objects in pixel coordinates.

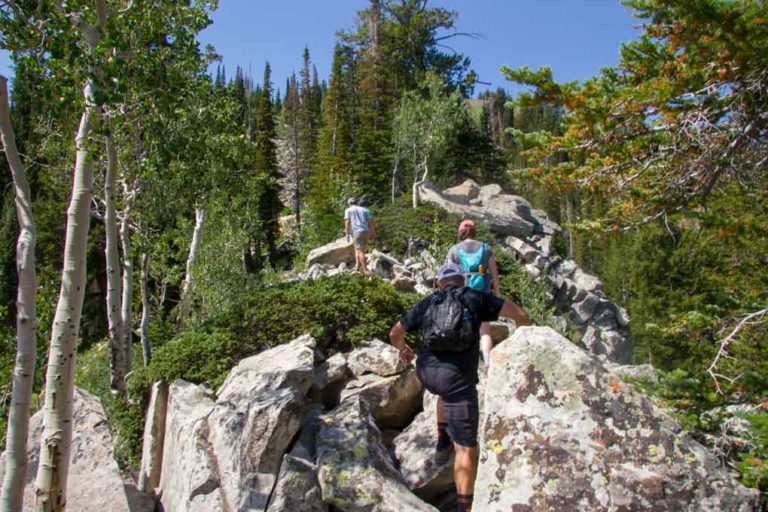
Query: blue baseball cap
[{"left": 436, "top": 262, "right": 465, "bottom": 282}]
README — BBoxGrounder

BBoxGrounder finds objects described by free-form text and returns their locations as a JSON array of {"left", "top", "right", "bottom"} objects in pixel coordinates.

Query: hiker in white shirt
[{"left": 344, "top": 197, "right": 376, "bottom": 275}]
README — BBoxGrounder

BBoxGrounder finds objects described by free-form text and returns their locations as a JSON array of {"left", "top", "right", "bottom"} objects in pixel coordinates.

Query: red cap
[{"left": 458, "top": 219, "right": 475, "bottom": 233}]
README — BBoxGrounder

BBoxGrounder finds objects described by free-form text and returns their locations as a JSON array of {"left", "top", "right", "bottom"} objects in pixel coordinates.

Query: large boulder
[
  {"left": 139, "top": 380, "right": 168, "bottom": 495},
  {"left": 0, "top": 388, "right": 133, "bottom": 512},
  {"left": 393, "top": 391, "right": 454, "bottom": 499},
  {"left": 158, "top": 381, "right": 222, "bottom": 512},
  {"left": 418, "top": 181, "right": 535, "bottom": 237},
  {"left": 581, "top": 324, "right": 632, "bottom": 364},
  {"left": 207, "top": 334, "right": 317, "bottom": 512},
  {"left": 316, "top": 396, "right": 438, "bottom": 511},
  {"left": 306, "top": 237, "right": 355, "bottom": 268},
  {"left": 159, "top": 335, "right": 317, "bottom": 512},
  {"left": 347, "top": 338, "right": 409, "bottom": 377},
  {"left": 504, "top": 236, "right": 542, "bottom": 264},
  {"left": 340, "top": 368, "right": 422, "bottom": 429},
  {"left": 312, "top": 353, "right": 348, "bottom": 392},
  {"left": 368, "top": 250, "right": 402, "bottom": 279},
  {"left": 443, "top": 179, "right": 481, "bottom": 204},
  {"left": 266, "top": 455, "right": 327, "bottom": 512},
  {"left": 474, "top": 327, "right": 760, "bottom": 511},
  {"left": 478, "top": 185, "right": 560, "bottom": 235}
]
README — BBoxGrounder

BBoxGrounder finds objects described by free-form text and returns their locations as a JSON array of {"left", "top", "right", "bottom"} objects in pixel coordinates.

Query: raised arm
[{"left": 500, "top": 301, "right": 530, "bottom": 327}]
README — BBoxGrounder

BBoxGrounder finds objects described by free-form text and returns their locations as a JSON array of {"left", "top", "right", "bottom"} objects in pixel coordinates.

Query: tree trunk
[
  {"left": 291, "top": 107, "right": 301, "bottom": 225},
  {"left": 139, "top": 253, "right": 151, "bottom": 366},
  {"left": 179, "top": 207, "right": 205, "bottom": 323},
  {"left": 104, "top": 131, "right": 126, "bottom": 393},
  {"left": 35, "top": 3, "right": 107, "bottom": 506},
  {"left": 564, "top": 191, "right": 575, "bottom": 260},
  {"left": 391, "top": 147, "right": 400, "bottom": 204},
  {"left": 0, "top": 75, "right": 38, "bottom": 512},
  {"left": 120, "top": 199, "right": 134, "bottom": 374},
  {"left": 34, "top": 82, "right": 97, "bottom": 512},
  {"left": 412, "top": 154, "right": 429, "bottom": 209}
]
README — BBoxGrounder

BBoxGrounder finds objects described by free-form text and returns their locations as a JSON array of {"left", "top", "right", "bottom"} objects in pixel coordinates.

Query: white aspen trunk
[
  {"left": 34, "top": 84, "right": 97, "bottom": 512},
  {"left": 120, "top": 200, "right": 134, "bottom": 374},
  {"left": 412, "top": 154, "right": 429, "bottom": 209},
  {"left": 391, "top": 157, "right": 399, "bottom": 204},
  {"left": 0, "top": 75, "right": 38, "bottom": 512},
  {"left": 104, "top": 131, "right": 126, "bottom": 393},
  {"left": 139, "top": 253, "right": 151, "bottom": 366},
  {"left": 180, "top": 208, "right": 205, "bottom": 322},
  {"left": 35, "top": 3, "right": 106, "bottom": 508}
]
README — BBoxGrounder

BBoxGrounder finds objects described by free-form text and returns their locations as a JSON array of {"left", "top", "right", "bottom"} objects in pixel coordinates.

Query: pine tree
[
  {"left": 352, "top": 0, "right": 397, "bottom": 202},
  {"left": 298, "top": 48, "right": 319, "bottom": 221},
  {"left": 254, "top": 62, "right": 282, "bottom": 264},
  {"left": 307, "top": 44, "right": 355, "bottom": 242}
]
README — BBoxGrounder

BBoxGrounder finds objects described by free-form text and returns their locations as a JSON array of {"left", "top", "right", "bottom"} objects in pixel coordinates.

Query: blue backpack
[{"left": 456, "top": 243, "right": 488, "bottom": 291}]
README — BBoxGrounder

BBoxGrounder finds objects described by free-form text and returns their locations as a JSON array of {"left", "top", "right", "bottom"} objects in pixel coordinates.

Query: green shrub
[
  {"left": 221, "top": 274, "right": 415, "bottom": 355},
  {"left": 75, "top": 340, "right": 141, "bottom": 469},
  {"left": 119, "top": 274, "right": 416, "bottom": 465},
  {"left": 628, "top": 367, "right": 767, "bottom": 502},
  {"left": 371, "top": 195, "right": 468, "bottom": 260},
  {"left": 733, "top": 410, "right": 768, "bottom": 494}
]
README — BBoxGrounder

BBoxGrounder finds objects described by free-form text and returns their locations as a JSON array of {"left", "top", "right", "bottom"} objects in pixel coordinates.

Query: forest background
[{"left": 0, "top": 0, "right": 766, "bottom": 508}]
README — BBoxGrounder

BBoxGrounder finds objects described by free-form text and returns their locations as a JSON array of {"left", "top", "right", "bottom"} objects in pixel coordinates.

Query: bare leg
[
  {"left": 357, "top": 248, "right": 369, "bottom": 275},
  {"left": 436, "top": 397, "right": 445, "bottom": 423},
  {"left": 453, "top": 443, "right": 478, "bottom": 495},
  {"left": 480, "top": 321, "right": 493, "bottom": 366}
]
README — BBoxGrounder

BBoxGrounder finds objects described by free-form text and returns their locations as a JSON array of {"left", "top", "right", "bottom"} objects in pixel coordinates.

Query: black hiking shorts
[{"left": 416, "top": 362, "right": 479, "bottom": 447}]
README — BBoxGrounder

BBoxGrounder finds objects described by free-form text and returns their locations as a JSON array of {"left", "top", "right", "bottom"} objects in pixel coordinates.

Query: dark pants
[{"left": 416, "top": 361, "right": 479, "bottom": 447}]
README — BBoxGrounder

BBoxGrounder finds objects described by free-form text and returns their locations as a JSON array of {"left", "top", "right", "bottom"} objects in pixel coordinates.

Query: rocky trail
[{"left": 0, "top": 181, "right": 758, "bottom": 511}]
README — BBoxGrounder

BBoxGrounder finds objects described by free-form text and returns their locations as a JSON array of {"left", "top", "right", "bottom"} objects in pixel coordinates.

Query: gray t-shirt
[{"left": 344, "top": 205, "right": 372, "bottom": 235}]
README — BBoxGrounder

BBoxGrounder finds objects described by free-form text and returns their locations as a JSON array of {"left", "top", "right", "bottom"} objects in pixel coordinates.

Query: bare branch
[{"left": 708, "top": 308, "right": 768, "bottom": 394}]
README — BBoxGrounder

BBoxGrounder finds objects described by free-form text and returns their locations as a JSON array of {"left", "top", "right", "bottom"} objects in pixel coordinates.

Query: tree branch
[{"left": 708, "top": 308, "right": 768, "bottom": 394}]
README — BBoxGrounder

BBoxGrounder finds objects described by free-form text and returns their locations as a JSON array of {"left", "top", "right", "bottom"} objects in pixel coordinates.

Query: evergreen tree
[
  {"left": 352, "top": 0, "right": 397, "bottom": 203},
  {"left": 306, "top": 44, "right": 355, "bottom": 242},
  {"left": 278, "top": 73, "right": 301, "bottom": 222},
  {"left": 254, "top": 62, "right": 282, "bottom": 264},
  {"left": 298, "top": 47, "right": 318, "bottom": 214}
]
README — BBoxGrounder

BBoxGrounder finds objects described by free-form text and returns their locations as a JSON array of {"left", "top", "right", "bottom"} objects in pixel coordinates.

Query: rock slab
[
  {"left": 316, "top": 396, "right": 438, "bottom": 512},
  {"left": 474, "top": 326, "right": 759, "bottom": 512}
]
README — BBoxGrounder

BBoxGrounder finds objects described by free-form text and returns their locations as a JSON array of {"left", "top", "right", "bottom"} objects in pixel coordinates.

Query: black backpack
[{"left": 420, "top": 288, "right": 477, "bottom": 352}]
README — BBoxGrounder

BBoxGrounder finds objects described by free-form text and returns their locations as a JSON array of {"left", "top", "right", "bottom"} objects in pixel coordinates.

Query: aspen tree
[
  {"left": 0, "top": 74, "right": 38, "bottom": 512},
  {"left": 34, "top": 2, "right": 107, "bottom": 508}
]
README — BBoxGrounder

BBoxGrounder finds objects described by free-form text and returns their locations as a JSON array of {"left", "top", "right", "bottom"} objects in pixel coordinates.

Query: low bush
[
  {"left": 370, "top": 195, "right": 470, "bottom": 260},
  {"left": 119, "top": 274, "right": 417, "bottom": 464},
  {"left": 627, "top": 368, "right": 768, "bottom": 502}
]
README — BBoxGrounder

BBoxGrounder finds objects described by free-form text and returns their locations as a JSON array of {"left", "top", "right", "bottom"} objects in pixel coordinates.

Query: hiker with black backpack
[
  {"left": 389, "top": 262, "right": 529, "bottom": 512},
  {"left": 446, "top": 219, "right": 500, "bottom": 370}
]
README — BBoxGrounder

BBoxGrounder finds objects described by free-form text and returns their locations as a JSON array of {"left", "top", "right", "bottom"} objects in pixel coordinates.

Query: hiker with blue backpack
[
  {"left": 446, "top": 219, "right": 500, "bottom": 370},
  {"left": 389, "top": 262, "right": 529, "bottom": 512}
]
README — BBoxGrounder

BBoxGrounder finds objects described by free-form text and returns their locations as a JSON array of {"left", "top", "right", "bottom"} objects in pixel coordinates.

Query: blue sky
[{"left": 0, "top": 1, "right": 640, "bottom": 97}]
